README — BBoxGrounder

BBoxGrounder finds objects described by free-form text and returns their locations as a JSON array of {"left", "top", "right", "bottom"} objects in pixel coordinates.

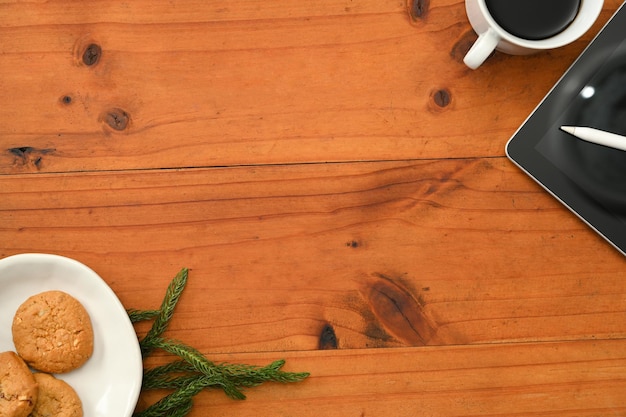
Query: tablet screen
[{"left": 506, "top": 3, "right": 626, "bottom": 254}]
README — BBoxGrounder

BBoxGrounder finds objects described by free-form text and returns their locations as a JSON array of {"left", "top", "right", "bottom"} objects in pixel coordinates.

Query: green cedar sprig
[
  {"left": 138, "top": 267, "right": 189, "bottom": 357},
  {"left": 129, "top": 268, "right": 309, "bottom": 417},
  {"left": 127, "top": 309, "right": 160, "bottom": 323}
]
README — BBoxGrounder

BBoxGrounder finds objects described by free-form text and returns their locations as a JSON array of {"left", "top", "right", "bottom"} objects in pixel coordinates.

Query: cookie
[
  {"left": 29, "top": 373, "right": 83, "bottom": 417},
  {"left": 12, "top": 290, "right": 94, "bottom": 374},
  {"left": 0, "top": 351, "right": 38, "bottom": 417}
]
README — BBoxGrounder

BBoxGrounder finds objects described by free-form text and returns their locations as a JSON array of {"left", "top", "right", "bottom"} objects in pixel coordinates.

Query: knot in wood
[
  {"left": 82, "top": 43, "right": 102, "bottom": 66},
  {"left": 433, "top": 89, "right": 451, "bottom": 108},
  {"left": 102, "top": 108, "right": 130, "bottom": 131},
  {"left": 409, "top": 0, "right": 430, "bottom": 20},
  {"left": 318, "top": 324, "right": 338, "bottom": 350}
]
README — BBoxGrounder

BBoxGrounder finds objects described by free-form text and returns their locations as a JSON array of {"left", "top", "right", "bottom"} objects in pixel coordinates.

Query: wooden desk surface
[{"left": 2, "top": 1, "right": 626, "bottom": 415}]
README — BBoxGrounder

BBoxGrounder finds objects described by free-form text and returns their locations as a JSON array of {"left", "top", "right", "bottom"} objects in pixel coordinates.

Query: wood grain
[
  {"left": 139, "top": 339, "right": 626, "bottom": 416},
  {"left": 2, "top": 0, "right": 625, "bottom": 415},
  {"left": 0, "top": 1, "right": 618, "bottom": 173},
  {"left": 2, "top": 158, "right": 625, "bottom": 353}
]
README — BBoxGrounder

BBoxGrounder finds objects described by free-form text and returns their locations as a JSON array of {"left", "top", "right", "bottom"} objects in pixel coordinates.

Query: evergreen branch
[
  {"left": 142, "top": 337, "right": 227, "bottom": 379},
  {"left": 142, "top": 359, "right": 309, "bottom": 391},
  {"left": 218, "top": 359, "right": 310, "bottom": 387},
  {"left": 140, "top": 268, "right": 188, "bottom": 357},
  {"left": 143, "top": 336, "right": 246, "bottom": 399},
  {"left": 163, "top": 400, "right": 193, "bottom": 417},
  {"left": 142, "top": 361, "right": 200, "bottom": 390},
  {"left": 135, "top": 379, "right": 201, "bottom": 417},
  {"left": 143, "top": 360, "right": 195, "bottom": 381},
  {"left": 131, "top": 268, "right": 309, "bottom": 416},
  {"left": 127, "top": 309, "right": 160, "bottom": 323}
]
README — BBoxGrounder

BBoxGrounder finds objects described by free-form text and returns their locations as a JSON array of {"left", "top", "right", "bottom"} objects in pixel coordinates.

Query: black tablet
[{"left": 506, "top": 2, "right": 626, "bottom": 256}]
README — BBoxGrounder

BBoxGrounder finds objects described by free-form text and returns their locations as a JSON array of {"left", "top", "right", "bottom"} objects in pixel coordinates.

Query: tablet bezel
[{"left": 506, "top": 2, "right": 626, "bottom": 255}]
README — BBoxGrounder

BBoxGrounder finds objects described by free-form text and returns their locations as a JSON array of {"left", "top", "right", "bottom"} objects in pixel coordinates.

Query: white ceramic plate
[{"left": 0, "top": 253, "right": 143, "bottom": 417}]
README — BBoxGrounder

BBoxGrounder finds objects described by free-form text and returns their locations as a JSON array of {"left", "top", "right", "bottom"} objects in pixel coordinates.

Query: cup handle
[{"left": 463, "top": 28, "right": 500, "bottom": 70}]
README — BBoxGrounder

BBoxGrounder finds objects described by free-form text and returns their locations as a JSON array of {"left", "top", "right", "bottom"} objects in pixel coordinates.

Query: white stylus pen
[{"left": 560, "top": 126, "right": 626, "bottom": 151}]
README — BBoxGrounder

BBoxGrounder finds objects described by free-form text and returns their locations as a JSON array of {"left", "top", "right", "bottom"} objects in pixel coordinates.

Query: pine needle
[
  {"left": 140, "top": 268, "right": 188, "bottom": 357},
  {"left": 127, "top": 309, "right": 160, "bottom": 323},
  {"left": 130, "top": 268, "right": 309, "bottom": 417}
]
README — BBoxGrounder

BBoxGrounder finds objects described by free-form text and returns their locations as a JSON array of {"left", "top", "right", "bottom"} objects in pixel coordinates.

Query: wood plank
[
  {"left": 0, "top": 1, "right": 620, "bottom": 173},
  {"left": 139, "top": 339, "right": 626, "bottom": 416},
  {"left": 2, "top": 158, "right": 625, "bottom": 353}
]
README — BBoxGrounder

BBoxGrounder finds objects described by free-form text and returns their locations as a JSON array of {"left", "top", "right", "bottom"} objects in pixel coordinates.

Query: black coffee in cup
[{"left": 485, "top": 0, "right": 581, "bottom": 40}]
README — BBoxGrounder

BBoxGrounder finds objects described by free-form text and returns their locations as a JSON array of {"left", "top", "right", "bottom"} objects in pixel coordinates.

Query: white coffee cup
[{"left": 463, "top": 0, "right": 604, "bottom": 70}]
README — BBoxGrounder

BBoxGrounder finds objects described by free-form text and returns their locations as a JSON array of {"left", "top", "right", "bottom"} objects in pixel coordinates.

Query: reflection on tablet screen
[{"left": 536, "top": 38, "right": 626, "bottom": 216}]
